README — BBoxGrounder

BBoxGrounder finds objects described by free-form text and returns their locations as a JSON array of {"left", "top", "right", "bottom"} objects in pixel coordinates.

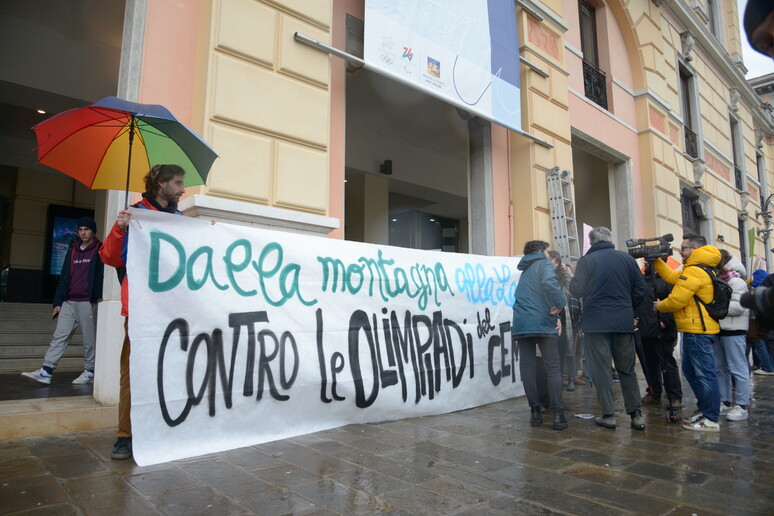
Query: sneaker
[
  {"left": 72, "top": 370, "right": 94, "bottom": 384},
  {"left": 753, "top": 369, "right": 774, "bottom": 376},
  {"left": 111, "top": 437, "right": 132, "bottom": 460},
  {"left": 21, "top": 368, "right": 52, "bottom": 385},
  {"left": 682, "top": 416, "right": 720, "bottom": 432},
  {"left": 726, "top": 405, "right": 749, "bottom": 421},
  {"left": 682, "top": 410, "right": 703, "bottom": 424},
  {"left": 641, "top": 393, "right": 661, "bottom": 405},
  {"left": 720, "top": 404, "right": 733, "bottom": 416},
  {"left": 669, "top": 399, "right": 682, "bottom": 408}
]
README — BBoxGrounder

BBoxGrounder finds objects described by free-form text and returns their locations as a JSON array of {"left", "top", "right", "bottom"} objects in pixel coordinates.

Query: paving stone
[
  {"left": 220, "top": 446, "right": 286, "bottom": 469},
  {"left": 127, "top": 467, "right": 202, "bottom": 495},
  {"left": 380, "top": 485, "right": 470, "bottom": 514},
  {"left": 237, "top": 490, "right": 336, "bottom": 516},
  {"left": 25, "top": 434, "right": 88, "bottom": 458},
  {"left": 253, "top": 463, "right": 323, "bottom": 488},
  {"left": 40, "top": 451, "right": 109, "bottom": 479},
  {"left": 642, "top": 478, "right": 772, "bottom": 516},
  {"left": 327, "top": 467, "right": 409, "bottom": 496},
  {"left": 506, "top": 482, "right": 626, "bottom": 516},
  {"left": 563, "top": 464, "right": 655, "bottom": 490},
  {"left": 0, "top": 473, "right": 70, "bottom": 513},
  {"left": 63, "top": 472, "right": 162, "bottom": 515},
  {"left": 419, "top": 475, "right": 501, "bottom": 505},
  {"left": 149, "top": 485, "right": 248, "bottom": 515},
  {"left": 569, "top": 482, "right": 677, "bottom": 514},
  {"left": 555, "top": 448, "right": 635, "bottom": 469},
  {"left": 624, "top": 460, "right": 710, "bottom": 485},
  {"left": 0, "top": 456, "right": 48, "bottom": 482},
  {"left": 291, "top": 478, "right": 390, "bottom": 513},
  {"left": 178, "top": 458, "right": 280, "bottom": 499}
]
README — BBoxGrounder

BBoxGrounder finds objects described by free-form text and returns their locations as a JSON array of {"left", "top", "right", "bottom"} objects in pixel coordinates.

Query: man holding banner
[{"left": 99, "top": 164, "right": 186, "bottom": 460}]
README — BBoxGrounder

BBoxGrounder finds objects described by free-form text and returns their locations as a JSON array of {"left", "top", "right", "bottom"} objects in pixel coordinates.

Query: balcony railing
[
  {"left": 734, "top": 165, "right": 744, "bottom": 191},
  {"left": 684, "top": 126, "right": 698, "bottom": 159},
  {"left": 582, "top": 60, "right": 608, "bottom": 110}
]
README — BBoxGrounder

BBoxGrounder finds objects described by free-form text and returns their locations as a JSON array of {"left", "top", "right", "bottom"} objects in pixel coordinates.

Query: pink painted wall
[
  {"left": 329, "top": 0, "right": 362, "bottom": 239},
  {"left": 138, "top": 0, "right": 200, "bottom": 126}
]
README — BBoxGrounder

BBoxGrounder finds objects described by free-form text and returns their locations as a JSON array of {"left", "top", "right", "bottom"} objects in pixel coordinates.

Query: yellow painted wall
[{"left": 198, "top": 0, "right": 333, "bottom": 216}]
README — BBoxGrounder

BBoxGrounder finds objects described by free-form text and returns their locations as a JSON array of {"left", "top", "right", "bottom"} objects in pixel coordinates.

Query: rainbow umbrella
[{"left": 33, "top": 96, "right": 218, "bottom": 206}]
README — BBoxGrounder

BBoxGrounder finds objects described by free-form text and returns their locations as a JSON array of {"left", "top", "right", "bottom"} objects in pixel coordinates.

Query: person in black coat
[
  {"left": 570, "top": 227, "right": 646, "bottom": 430},
  {"left": 635, "top": 262, "right": 682, "bottom": 408}
]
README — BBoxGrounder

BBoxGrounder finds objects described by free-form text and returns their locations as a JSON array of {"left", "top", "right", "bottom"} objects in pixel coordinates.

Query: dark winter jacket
[
  {"left": 511, "top": 252, "right": 566, "bottom": 336},
  {"left": 635, "top": 271, "right": 677, "bottom": 341},
  {"left": 569, "top": 241, "right": 645, "bottom": 333},
  {"left": 762, "top": 273, "right": 774, "bottom": 341},
  {"left": 53, "top": 238, "right": 104, "bottom": 307}
]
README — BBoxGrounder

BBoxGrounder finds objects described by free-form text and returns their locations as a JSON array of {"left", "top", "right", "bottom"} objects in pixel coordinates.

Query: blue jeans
[
  {"left": 682, "top": 333, "right": 720, "bottom": 422},
  {"left": 753, "top": 340, "right": 774, "bottom": 371},
  {"left": 714, "top": 335, "right": 750, "bottom": 406}
]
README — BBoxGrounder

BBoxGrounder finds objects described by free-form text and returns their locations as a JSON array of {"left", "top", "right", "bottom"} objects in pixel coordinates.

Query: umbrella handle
[{"left": 125, "top": 116, "right": 135, "bottom": 208}]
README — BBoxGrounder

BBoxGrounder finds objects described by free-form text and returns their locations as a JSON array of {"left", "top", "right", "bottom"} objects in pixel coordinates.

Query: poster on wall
[
  {"left": 363, "top": 0, "right": 521, "bottom": 132},
  {"left": 127, "top": 210, "right": 523, "bottom": 466}
]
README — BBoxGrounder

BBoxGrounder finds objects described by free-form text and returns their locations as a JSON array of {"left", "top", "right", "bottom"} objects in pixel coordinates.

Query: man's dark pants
[
  {"left": 642, "top": 337, "right": 682, "bottom": 402},
  {"left": 585, "top": 332, "right": 642, "bottom": 416}
]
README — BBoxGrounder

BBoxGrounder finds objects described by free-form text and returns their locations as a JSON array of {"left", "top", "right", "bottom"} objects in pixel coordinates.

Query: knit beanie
[
  {"left": 744, "top": 0, "right": 774, "bottom": 53},
  {"left": 751, "top": 268, "right": 769, "bottom": 287},
  {"left": 77, "top": 216, "right": 97, "bottom": 234}
]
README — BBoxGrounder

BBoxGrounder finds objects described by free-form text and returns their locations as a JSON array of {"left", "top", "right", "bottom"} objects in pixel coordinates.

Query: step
[
  {"left": 1, "top": 357, "right": 84, "bottom": 374},
  {"left": 0, "top": 321, "right": 61, "bottom": 333},
  {"left": 0, "top": 303, "right": 52, "bottom": 317},
  {"left": 0, "top": 345, "right": 84, "bottom": 357},
  {"left": 0, "top": 334, "right": 83, "bottom": 344},
  {"left": 0, "top": 396, "right": 117, "bottom": 439}
]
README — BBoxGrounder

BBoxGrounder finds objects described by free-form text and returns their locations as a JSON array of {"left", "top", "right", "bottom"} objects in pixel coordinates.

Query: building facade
[{"left": 0, "top": 0, "right": 772, "bottom": 403}]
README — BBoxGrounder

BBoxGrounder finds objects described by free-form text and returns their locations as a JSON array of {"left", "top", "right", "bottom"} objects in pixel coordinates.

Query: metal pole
[{"left": 125, "top": 116, "right": 135, "bottom": 208}]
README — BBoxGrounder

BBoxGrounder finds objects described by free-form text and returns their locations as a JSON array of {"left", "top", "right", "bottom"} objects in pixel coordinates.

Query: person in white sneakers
[
  {"left": 715, "top": 250, "right": 751, "bottom": 422},
  {"left": 21, "top": 217, "right": 104, "bottom": 385}
]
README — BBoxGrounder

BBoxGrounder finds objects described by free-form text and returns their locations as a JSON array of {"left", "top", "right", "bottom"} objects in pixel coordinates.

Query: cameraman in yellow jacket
[{"left": 653, "top": 233, "right": 722, "bottom": 431}]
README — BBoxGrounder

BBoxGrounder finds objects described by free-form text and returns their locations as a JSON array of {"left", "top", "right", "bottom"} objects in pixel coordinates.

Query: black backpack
[{"left": 688, "top": 264, "right": 732, "bottom": 330}]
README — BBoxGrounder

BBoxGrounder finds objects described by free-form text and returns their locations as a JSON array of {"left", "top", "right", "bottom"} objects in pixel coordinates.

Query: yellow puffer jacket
[{"left": 653, "top": 245, "right": 721, "bottom": 335}]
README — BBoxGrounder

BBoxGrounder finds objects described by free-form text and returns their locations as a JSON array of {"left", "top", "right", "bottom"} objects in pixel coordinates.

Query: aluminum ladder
[
  {"left": 546, "top": 166, "right": 584, "bottom": 383},
  {"left": 546, "top": 166, "right": 580, "bottom": 265}
]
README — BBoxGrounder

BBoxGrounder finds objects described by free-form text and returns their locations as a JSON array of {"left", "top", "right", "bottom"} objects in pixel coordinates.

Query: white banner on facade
[
  {"left": 364, "top": 0, "right": 521, "bottom": 132},
  {"left": 127, "top": 210, "right": 523, "bottom": 466}
]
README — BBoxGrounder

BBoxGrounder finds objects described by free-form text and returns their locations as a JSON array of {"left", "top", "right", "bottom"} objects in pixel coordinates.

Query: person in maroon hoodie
[
  {"left": 100, "top": 164, "right": 185, "bottom": 460},
  {"left": 21, "top": 217, "right": 104, "bottom": 385}
]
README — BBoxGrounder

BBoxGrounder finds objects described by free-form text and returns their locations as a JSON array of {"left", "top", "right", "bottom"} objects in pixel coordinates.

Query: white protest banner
[{"left": 127, "top": 209, "right": 523, "bottom": 466}]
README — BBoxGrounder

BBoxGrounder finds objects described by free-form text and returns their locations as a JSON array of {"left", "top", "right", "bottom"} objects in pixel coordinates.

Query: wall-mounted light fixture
[
  {"left": 717, "top": 235, "right": 725, "bottom": 243},
  {"left": 380, "top": 160, "right": 392, "bottom": 175}
]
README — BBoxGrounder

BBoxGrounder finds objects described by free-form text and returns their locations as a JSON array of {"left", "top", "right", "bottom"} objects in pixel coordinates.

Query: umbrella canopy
[{"left": 32, "top": 96, "right": 218, "bottom": 195}]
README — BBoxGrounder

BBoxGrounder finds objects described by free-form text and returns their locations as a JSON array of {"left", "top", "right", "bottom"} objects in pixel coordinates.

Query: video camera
[
  {"left": 741, "top": 287, "right": 774, "bottom": 329},
  {"left": 626, "top": 234, "right": 674, "bottom": 261}
]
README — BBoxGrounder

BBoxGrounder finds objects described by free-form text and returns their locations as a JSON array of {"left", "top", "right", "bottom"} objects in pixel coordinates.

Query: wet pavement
[{"left": 2, "top": 374, "right": 773, "bottom": 515}]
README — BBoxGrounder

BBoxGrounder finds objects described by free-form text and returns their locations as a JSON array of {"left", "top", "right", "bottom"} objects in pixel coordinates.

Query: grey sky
[{"left": 737, "top": 0, "right": 774, "bottom": 79}]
